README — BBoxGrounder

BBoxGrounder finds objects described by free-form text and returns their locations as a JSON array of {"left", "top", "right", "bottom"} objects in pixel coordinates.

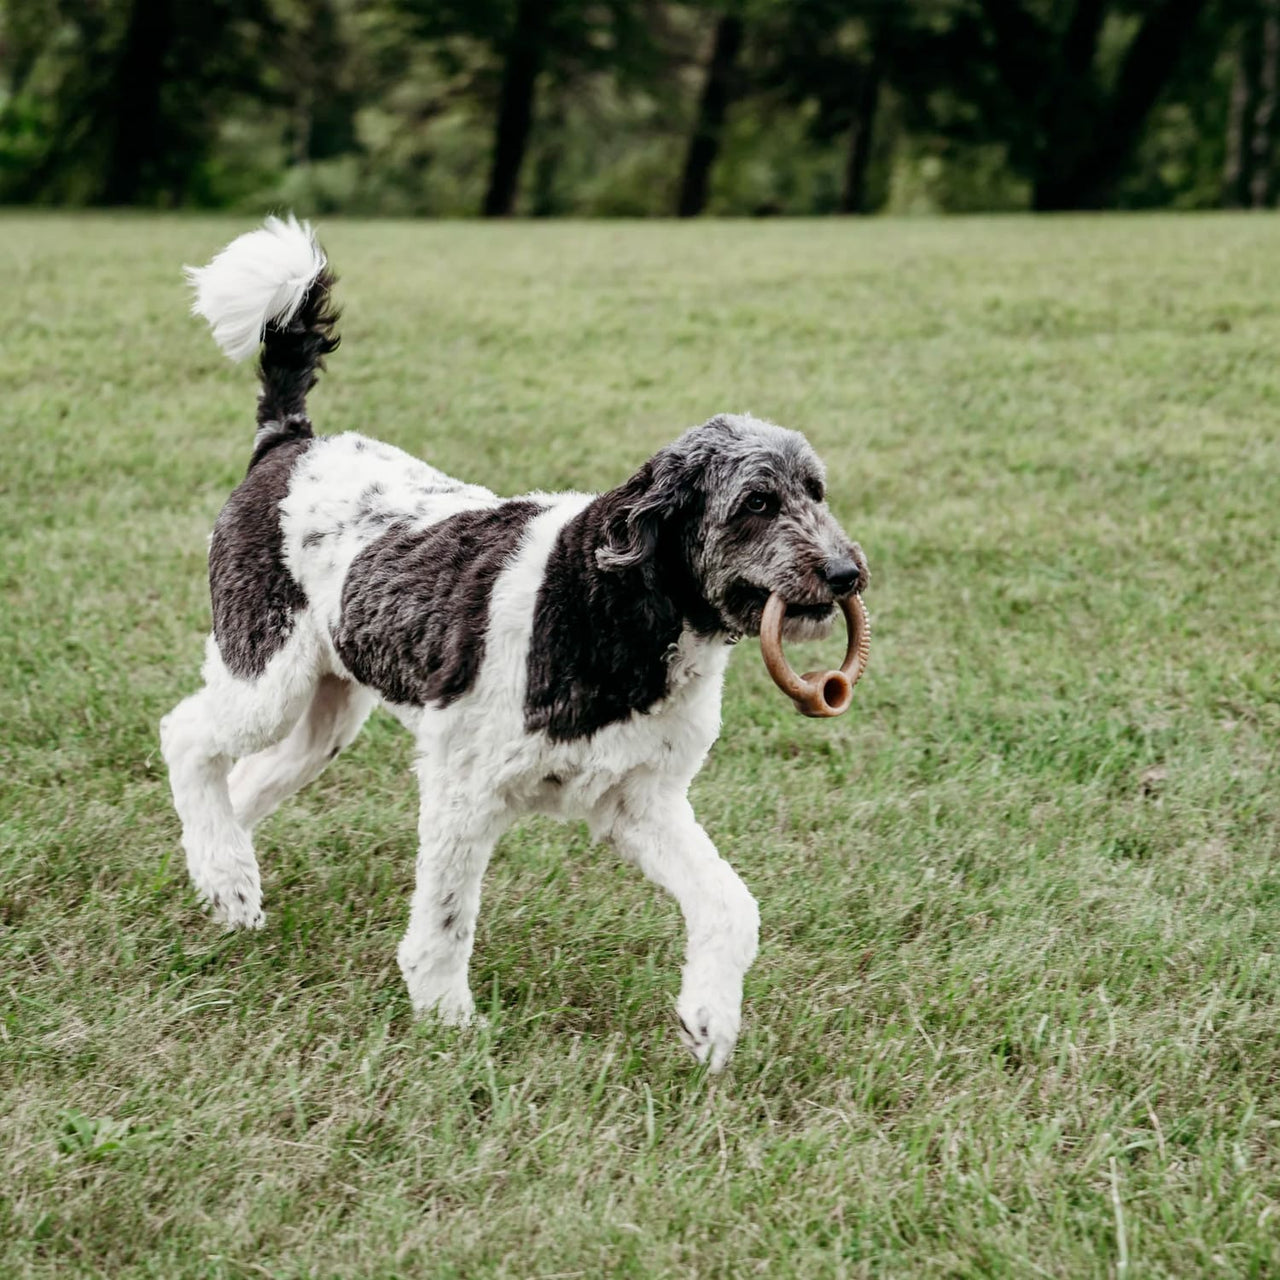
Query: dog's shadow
[
  {"left": 467, "top": 816, "right": 688, "bottom": 1041},
  {"left": 199, "top": 799, "right": 688, "bottom": 1057}
]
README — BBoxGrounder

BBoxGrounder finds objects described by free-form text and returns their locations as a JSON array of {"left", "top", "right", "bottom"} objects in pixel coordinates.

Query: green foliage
[
  {"left": 2, "top": 213, "right": 1280, "bottom": 1274},
  {"left": 709, "top": 102, "right": 844, "bottom": 215},
  {"left": 884, "top": 135, "right": 1032, "bottom": 215},
  {"left": 0, "top": 0, "right": 281, "bottom": 206},
  {"left": 884, "top": 0, "right": 1226, "bottom": 209},
  {"left": 1114, "top": 26, "right": 1239, "bottom": 209},
  {"left": 0, "top": 0, "right": 1264, "bottom": 214}
]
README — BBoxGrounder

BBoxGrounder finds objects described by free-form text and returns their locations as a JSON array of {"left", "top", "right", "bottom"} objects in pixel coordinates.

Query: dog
[{"left": 160, "top": 215, "right": 867, "bottom": 1071}]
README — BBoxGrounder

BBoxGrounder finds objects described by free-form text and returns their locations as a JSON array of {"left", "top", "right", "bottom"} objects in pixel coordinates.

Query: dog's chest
[{"left": 509, "top": 637, "right": 732, "bottom": 819}]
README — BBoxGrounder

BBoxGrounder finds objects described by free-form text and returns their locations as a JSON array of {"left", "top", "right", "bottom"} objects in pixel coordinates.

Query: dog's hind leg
[
  {"left": 228, "top": 675, "right": 375, "bottom": 830},
  {"left": 160, "top": 629, "right": 323, "bottom": 928},
  {"left": 601, "top": 785, "right": 760, "bottom": 1073}
]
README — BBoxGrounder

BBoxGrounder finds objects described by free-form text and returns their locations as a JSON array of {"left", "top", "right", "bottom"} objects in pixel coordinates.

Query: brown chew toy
[{"left": 759, "top": 592, "right": 870, "bottom": 717}]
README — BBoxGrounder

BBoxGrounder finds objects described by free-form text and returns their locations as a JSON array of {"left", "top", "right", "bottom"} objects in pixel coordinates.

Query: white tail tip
[{"left": 186, "top": 214, "right": 326, "bottom": 363}]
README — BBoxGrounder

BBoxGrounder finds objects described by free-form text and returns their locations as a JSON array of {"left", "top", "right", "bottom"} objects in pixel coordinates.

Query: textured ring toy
[{"left": 759, "top": 592, "right": 870, "bottom": 717}]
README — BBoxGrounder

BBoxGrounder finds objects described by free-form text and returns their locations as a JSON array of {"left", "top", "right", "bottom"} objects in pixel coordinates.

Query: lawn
[{"left": 2, "top": 212, "right": 1278, "bottom": 1277}]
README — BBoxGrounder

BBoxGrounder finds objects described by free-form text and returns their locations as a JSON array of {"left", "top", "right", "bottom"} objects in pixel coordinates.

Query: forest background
[{"left": 4, "top": 0, "right": 1280, "bottom": 219}]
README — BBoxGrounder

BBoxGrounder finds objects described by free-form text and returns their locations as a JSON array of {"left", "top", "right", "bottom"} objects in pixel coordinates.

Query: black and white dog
[{"left": 161, "top": 216, "right": 867, "bottom": 1070}]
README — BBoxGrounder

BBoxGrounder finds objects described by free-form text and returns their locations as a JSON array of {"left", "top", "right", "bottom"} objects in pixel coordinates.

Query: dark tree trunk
[
  {"left": 676, "top": 14, "right": 744, "bottom": 218},
  {"left": 1223, "top": 40, "right": 1254, "bottom": 207},
  {"left": 1062, "top": 0, "right": 1107, "bottom": 76},
  {"left": 483, "top": 0, "right": 551, "bottom": 218},
  {"left": 1031, "top": 0, "right": 1212, "bottom": 209},
  {"left": 840, "top": 65, "right": 881, "bottom": 214},
  {"left": 1251, "top": 0, "right": 1280, "bottom": 207},
  {"left": 1034, "top": 0, "right": 1107, "bottom": 197},
  {"left": 101, "top": 0, "right": 172, "bottom": 205}
]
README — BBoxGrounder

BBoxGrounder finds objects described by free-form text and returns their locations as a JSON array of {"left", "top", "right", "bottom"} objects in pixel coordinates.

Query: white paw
[
  {"left": 402, "top": 965, "right": 477, "bottom": 1026},
  {"left": 429, "top": 993, "right": 478, "bottom": 1027},
  {"left": 198, "top": 881, "right": 265, "bottom": 930},
  {"left": 416, "top": 992, "right": 482, "bottom": 1028},
  {"left": 676, "top": 995, "right": 741, "bottom": 1073},
  {"left": 189, "top": 857, "right": 264, "bottom": 930}
]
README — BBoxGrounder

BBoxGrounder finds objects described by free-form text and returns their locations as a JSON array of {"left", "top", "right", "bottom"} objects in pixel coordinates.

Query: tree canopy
[{"left": 0, "top": 0, "right": 1268, "bottom": 214}]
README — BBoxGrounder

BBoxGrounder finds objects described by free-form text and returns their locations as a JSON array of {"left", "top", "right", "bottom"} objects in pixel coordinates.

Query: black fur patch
[
  {"left": 250, "top": 265, "right": 340, "bottom": 468},
  {"left": 333, "top": 501, "right": 541, "bottom": 707},
  {"left": 209, "top": 439, "right": 313, "bottom": 679},
  {"left": 523, "top": 474, "right": 721, "bottom": 742}
]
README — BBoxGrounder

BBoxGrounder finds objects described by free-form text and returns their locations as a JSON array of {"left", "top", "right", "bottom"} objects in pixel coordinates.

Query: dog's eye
[
  {"left": 743, "top": 492, "right": 777, "bottom": 517},
  {"left": 805, "top": 478, "right": 825, "bottom": 502}
]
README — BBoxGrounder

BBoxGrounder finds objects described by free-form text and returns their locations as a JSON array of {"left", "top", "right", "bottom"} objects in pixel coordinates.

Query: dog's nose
[{"left": 822, "top": 557, "right": 862, "bottom": 596}]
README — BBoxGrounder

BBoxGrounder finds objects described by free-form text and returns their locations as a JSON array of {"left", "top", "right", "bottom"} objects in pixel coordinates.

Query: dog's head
[{"left": 597, "top": 414, "right": 866, "bottom": 640}]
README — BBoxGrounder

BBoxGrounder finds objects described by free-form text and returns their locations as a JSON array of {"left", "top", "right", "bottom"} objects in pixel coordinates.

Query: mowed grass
[{"left": 2, "top": 211, "right": 1279, "bottom": 1278}]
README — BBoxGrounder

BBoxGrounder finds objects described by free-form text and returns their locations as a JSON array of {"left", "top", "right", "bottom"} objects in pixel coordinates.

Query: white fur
[
  {"left": 280, "top": 432, "right": 500, "bottom": 640},
  {"left": 185, "top": 215, "right": 327, "bottom": 363}
]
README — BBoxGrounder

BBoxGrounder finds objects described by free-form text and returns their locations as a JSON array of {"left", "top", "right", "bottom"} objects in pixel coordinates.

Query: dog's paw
[
  {"left": 200, "top": 883, "right": 265, "bottom": 930},
  {"left": 186, "top": 833, "right": 264, "bottom": 930},
  {"left": 404, "top": 972, "right": 478, "bottom": 1027},
  {"left": 676, "top": 997, "right": 741, "bottom": 1073},
  {"left": 420, "top": 996, "right": 485, "bottom": 1030},
  {"left": 430, "top": 994, "right": 480, "bottom": 1028}
]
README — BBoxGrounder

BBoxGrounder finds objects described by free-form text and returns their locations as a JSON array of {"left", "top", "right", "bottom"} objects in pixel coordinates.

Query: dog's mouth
[
  {"left": 739, "top": 585, "right": 834, "bottom": 616},
  {"left": 723, "top": 583, "right": 836, "bottom": 636},
  {"left": 782, "top": 600, "right": 836, "bottom": 620}
]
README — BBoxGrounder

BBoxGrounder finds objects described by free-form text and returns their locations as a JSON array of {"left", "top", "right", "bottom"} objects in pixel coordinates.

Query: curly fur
[{"left": 160, "top": 217, "right": 867, "bottom": 1072}]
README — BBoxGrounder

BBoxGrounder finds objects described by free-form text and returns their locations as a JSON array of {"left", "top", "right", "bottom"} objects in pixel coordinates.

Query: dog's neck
[{"left": 523, "top": 489, "right": 729, "bottom": 742}]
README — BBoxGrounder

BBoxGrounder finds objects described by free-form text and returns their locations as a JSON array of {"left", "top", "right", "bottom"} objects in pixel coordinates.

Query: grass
[{"left": 2, "top": 211, "right": 1279, "bottom": 1278}]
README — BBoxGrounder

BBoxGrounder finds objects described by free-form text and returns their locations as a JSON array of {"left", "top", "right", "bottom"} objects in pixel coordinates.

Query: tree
[
  {"left": 839, "top": 61, "right": 880, "bottom": 214},
  {"left": 273, "top": 0, "right": 362, "bottom": 170},
  {"left": 1222, "top": 0, "right": 1280, "bottom": 205},
  {"left": 753, "top": 0, "right": 889, "bottom": 214},
  {"left": 884, "top": 0, "right": 1216, "bottom": 210},
  {"left": 479, "top": 0, "right": 554, "bottom": 216},
  {"left": 676, "top": 11, "right": 744, "bottom": 216},
  {"left": 0, "top": 0, "right": 1248, "bottom": 214},
  {"left": 0, "top": 0, "right": 277, "bottom": 206},
  {"left": 395, "top": 0, "right": 656, "bottom": 216}
]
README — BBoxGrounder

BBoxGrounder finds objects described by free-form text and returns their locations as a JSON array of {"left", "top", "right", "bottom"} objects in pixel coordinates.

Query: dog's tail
[{"left": 186, "top": 214, "right": 340, "bottom": 464}]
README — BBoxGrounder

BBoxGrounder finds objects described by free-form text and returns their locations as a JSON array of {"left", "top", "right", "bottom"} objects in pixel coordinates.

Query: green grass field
[{"left": 2, "top": 213, "right": 1279, "bottom": 1277}]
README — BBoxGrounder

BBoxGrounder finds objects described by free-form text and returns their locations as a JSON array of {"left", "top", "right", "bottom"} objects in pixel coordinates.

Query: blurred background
[{"left": 0, "top": 0, "right": 1276, "bottom": 218}]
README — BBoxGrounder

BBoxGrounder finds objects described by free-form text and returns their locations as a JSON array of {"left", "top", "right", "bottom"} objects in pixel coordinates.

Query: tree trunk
[
  {"left": 483, "top": 0, "right": 551, "bottom": 218},
  {"left": 840, "top": 65, "right": 880, "bottom": 214},
  {"left": 101, "top": 0, "right": 172, "bottom": 205},
  {"left": 1062, "top": 0, "right": 1107, "bottom": 76},
  {"left": 1031, "top": 0, "right": 1211, "bottom": 209},
  {"left": 1251, "top": 0, "right": 1280, "bottom": 207},
  {"left": 1223, "top": 39, "right": 1254, "bottom": 207},
  {"left": 676, "top": 14, "right": 744, "bottom": 218}
]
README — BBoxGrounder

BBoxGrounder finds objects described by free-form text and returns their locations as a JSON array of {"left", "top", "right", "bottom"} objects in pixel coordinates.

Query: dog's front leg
[
  {"left": 398, "top": 760, "right": 507, "bottom": 1026},
  {"left": 605, "top": 787, "right": 760, "bottom": 1072}
]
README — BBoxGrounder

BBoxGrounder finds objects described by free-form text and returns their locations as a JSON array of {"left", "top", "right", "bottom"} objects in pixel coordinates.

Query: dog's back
[{"left": 189, "top": 217, "right": 520, "bottom": 699}]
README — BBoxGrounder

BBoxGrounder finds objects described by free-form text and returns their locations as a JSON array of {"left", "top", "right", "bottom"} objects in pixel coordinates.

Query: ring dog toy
[{"left": 760, "top": 592, "right": 870, "bottom": 717}]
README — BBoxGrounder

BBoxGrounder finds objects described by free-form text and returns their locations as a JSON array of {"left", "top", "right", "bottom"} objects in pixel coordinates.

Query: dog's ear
[{"left": 596, "top": 449, "right": 701, "bottom": 573}]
